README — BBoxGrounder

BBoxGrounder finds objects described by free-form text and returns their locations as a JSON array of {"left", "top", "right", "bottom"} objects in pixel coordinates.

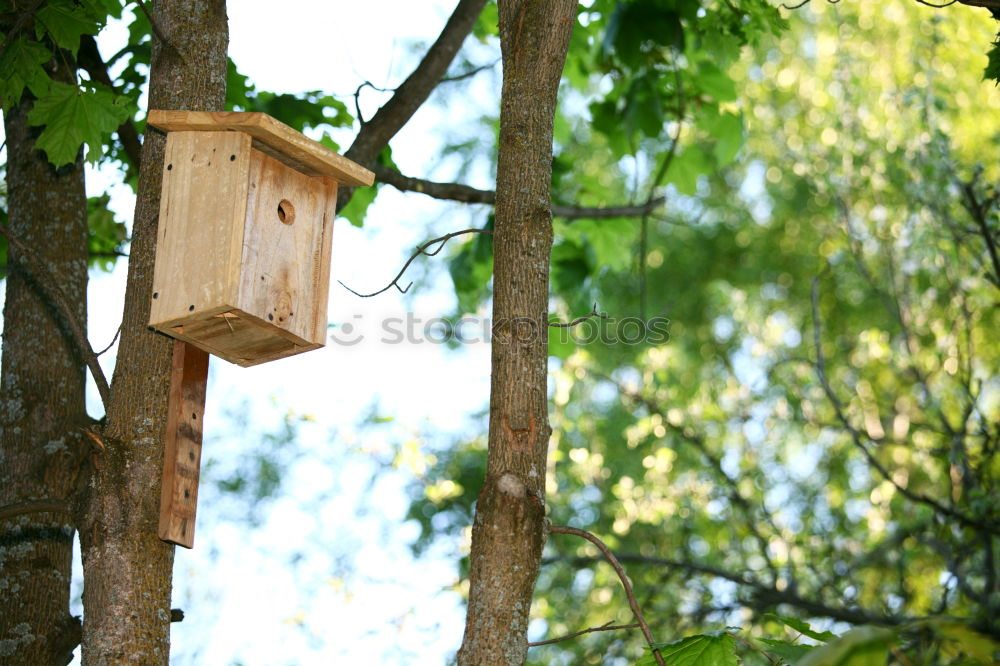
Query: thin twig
[
  {"left": 370, "top": 163, "right": 667, "bottom": 219},
  {"left": 549, "top": 525, "right": 666, "bottom": 666},
  {"left": 338, "top": 228, "right": 492, "bottom": 298},
  {"left": 0, "top": 499, "right": 71, "bottom": 522},
  {"left": 810, "top": 277, "right": 999, "bottom": 535},
  {"left": 82, "top": 428, "right": 106, "bottom": 453},
  {"left": 0, "top": 223, "right": 111, "bottom": 409},
  {"left": 960, "top": 178, "right": 1000, "bottom": 290},
  {"left": 547, "top": 553, "right": 914, "bottom": 627},
  {"left": 528, "top": 621, "right": 641, "bottom": 647},
  {"left": 441, "top": 59, "right": 500, "bottom": 83},
  {"left": 353, "top": 80, "right": 395, "bottom": 126},
  {"left": 0, "top": 0, "right": 47, "bottom": 56},
  {"left": 548, "top": 303, "right": 609, "bottom": 328},
  {"left": 96, "top": 324, "right": 122, "bottom": 356},
  {"left": 597, "top": 370, "right": 785, "bottom": 585},
  {"left": 133, "top": 0, "right": 174, "bottom": 51}
]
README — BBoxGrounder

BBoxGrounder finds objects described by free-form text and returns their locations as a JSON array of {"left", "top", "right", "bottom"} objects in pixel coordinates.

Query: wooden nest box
[{"left": 147, "top": 110, "right": 374, "bottom": 366}]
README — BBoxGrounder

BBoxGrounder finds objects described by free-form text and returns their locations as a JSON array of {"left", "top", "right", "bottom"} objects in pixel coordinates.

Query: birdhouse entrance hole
[{"left": 277, "top": 199, "right": 295, "bottom": 225}]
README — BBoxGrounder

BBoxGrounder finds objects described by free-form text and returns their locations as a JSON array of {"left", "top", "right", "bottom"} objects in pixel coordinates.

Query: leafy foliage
[
  {"left": 405, "top": 2, "right": 1000, "bottom": 664},
  {"left": 86, "top": 194, "right": 128, "bottom": 271},
  {"left": 27, "top": 80, "right": 133, "bottom": 166},
  {"left": 641, "top": 629, "right": 738, "bottom": 666},
  {"left": 1, "top": 0, "right": 135, "bottom": 165}
]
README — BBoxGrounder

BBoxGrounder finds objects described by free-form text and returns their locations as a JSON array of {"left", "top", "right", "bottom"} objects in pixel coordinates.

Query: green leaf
[
  {"left": 35, "top": 0, "right": 101, "bottom": 55},
  {"left": 473, "top": 0, "right": 498, "bottom": 41},
  {"left": 0, "top": 38, "right": 52, "bottom": 110},
  {"left": 985, "top": 40, "right": 1000, "bottom": 85},
  {"left": 757, "top": 637, "right": 816, "bottom": 663},
  {"left": 83, "top": 0, "right": 124, "bottom": 21},
  {"left": 560, "top": 218, "right": 634, "bottom": 271},
  {"left": 694, "top": 61, "right": 737, "bottom": 102},
  {"left": 664, "top": 147, "right": 712, "bottom": 195},
  {"left": 923, "top": 619, "right": 1000, "bottom": 661},
  {"left": 27, "top": 81, "right": 134, "bottom": 167},
  {"left": 87, "top": 194, "right": 128, "bottom": 272},
  {"left": 449, "top": 217, "right": 494, "bottom": 313},
  {"left": 765, "top": 614, "right": 836, "bottom": 642},
  {"left": 709, "top": 111, "right": 743, "bottom": 165},
  {"left": 642, "top": 630, "right": 738, "bottom": 666},
  {"left": 796, "top": 626, "right": 896, "bottom": 666},
  {"left": 225, "top": 58, "right": 256, "bottom": 110},
  {"left": 338, "top": 183, "right": 378, "bottom": 228}
]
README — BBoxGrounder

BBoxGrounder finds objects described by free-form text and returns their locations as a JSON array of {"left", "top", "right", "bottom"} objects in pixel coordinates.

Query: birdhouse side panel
[
  {"left": 237, "top": 149, "right": 337, "bottom": 347},
  {"left": 149, "top": 131, "right": 253, "bottom": 330}
]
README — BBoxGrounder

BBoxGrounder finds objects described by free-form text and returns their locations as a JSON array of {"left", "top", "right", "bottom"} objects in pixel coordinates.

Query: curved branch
[
  {"left": 549, "top": 303, "right": 609, "bottom": 328},
  {"left": 546, "top": 553, "right": 915, "bottom": 628},
  {"left": 0, "top": 223, "right": 112, "bottom": 409},
  {"left": 339, "top": 0, "right": 489, "bottom": 209},
  {"left": 528, "top": 621, "right": 641, "bottom": 648},
  {"left": 549, "top": 525, "right": 666, "bottom": 666},
  {"left": 0, "top": 499, "right": 71, "bottom": 522},
  {"left": 810, "top": 278, "right": 1000, "bottom": 536},
  {"left": 338, "top": 227, "right": 491, "bottom": 298},
  {"left": 371, "top": 163, "right": 667, "bottom": 219}
]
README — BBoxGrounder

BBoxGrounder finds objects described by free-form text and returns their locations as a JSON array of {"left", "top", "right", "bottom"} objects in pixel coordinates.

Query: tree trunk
[
  {"left": 456, "top": 1, "right": 575, "bottom": 664},
  {"left": 78, "top": 2, "right": 229, "bottom": 663},
  {"left": 0, "top": 60, "right": 91, "bottom": 666}
]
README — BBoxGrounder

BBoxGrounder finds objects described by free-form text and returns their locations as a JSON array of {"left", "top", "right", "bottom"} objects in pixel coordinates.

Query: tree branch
[
  {"left": 0, "top": 499, "right": 71, "bottom": 522},
  {"left": 596, "top": 370, "right": 785, "bottom": 585},
  {"left": 339, "top": 0, "right": 489, "bottom": 210},
  {"left": 528, "top": 621, "right": 641, "bottom": 648},
  {"left": 781, "top": 0, "right": 1000, "bottom": 8},
  {"left": 549, "top": 303, "right": 609, "bottom": 328},
  {"left": 810, "top": 278, "right": 999, "bottom": 535},
  {"left": 371, "top": 163, "right": 667, "bottom": 219},
  {"left": 0, "top": 0, "right": 47, "bottom": 56},
  {"left": 338, "top": 227, "right": 492, "bottom": 298},
  {"left": 0, "top": 223, "right": 112, "bottom": 409},
  {"left": 545, "top": 553, "right": 915, "bottom": 628},
  {"left": 548, "top": 525, "right": 666, "bottom": 666},
  {"left": 959, "top": 175, "right": 1000, "bottom": 289}
]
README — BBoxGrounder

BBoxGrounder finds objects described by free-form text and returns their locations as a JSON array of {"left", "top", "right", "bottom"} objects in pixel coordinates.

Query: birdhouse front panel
[
  {"left": 238, "top": 149, "right": 336, "bottom": 351},
  {"left": 147, "top": 111, "right": 373, "bottom": 367}
]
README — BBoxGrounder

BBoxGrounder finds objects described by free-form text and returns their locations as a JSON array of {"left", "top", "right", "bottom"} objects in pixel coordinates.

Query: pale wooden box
[{"left": 147, "top": 111, "right": 374, "bottom": 366}]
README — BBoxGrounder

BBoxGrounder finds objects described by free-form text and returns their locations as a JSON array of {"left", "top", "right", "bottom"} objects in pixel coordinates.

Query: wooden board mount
[{"left": 158, "top": 340, "right": 210, "bottom": 548}]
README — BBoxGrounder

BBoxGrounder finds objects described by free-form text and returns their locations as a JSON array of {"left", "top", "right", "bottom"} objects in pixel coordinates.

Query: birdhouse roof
[{"left": 147, "top": 110, "right": 375, "bottom": 187}]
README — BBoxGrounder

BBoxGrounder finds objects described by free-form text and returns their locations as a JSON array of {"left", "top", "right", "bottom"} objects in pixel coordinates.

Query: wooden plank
[
  {"left": 311, "top": 178, "right": 338, "bottom": 342},
  {"left": 237, "top": 149, "right": 334, "bottom": 347},
  {"left": 169, "top": 309, "right": 317, "bottom": 367},
  {"left": 149, "top": 131, "right": 252, "bottom": 330},
  {"left": 158, "top": 340, "right": 210, "bottom": 548},
  {"left": 148, "top": 110, "right": 375, "bottom": 187}
]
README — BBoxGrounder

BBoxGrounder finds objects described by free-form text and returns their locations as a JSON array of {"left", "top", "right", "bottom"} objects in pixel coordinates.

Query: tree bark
[
  {"left": 0, "top": 60, "right": 90, "bottom": 666},
  {"left": 456, "top": 1, "right": 575, "bottom": 664},
  {"left": 78, "top": 2, "right": 229, "bottom": 663}
]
